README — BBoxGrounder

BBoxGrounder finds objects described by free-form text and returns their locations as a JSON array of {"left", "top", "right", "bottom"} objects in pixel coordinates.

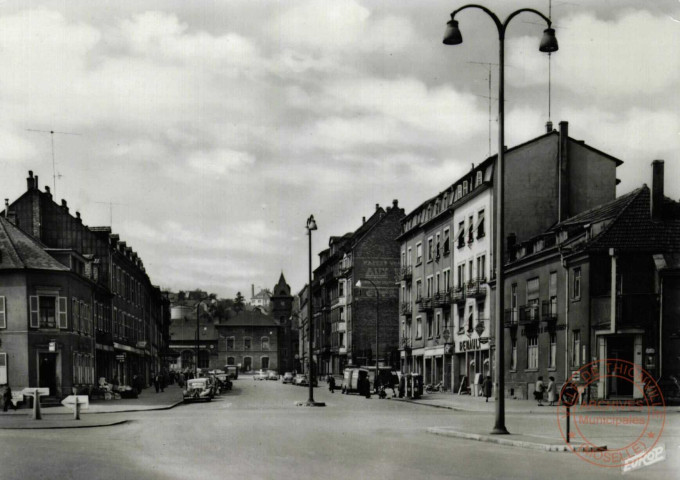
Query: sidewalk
[{"left": 0, "top": 385, "right": 184, "bottom": 429}]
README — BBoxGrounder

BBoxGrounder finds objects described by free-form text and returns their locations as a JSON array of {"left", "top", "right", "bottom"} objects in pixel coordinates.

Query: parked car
[
  {"left": 294, "top": 374, "right": 318, "bottom": 387},
  {"left": 281, "top": 372, "right": 296, "bottom": 384},
  {"left": 183, "top": 378, "right": 213, "bottom": 402},
  {"left": 215, "top": 373, "right": 232, "bottom": 391},
  {"left": 253, "top": 370, "right": 268, "bottom": 381},
  {"left": 225, "top": 365, "right": 239, "bottom": 380},
  {"left": 341, "top": 367, "right": 370, "bottom": 395},
  {"left": 266, "top": 370, "right": 279, "bottom": 381}
]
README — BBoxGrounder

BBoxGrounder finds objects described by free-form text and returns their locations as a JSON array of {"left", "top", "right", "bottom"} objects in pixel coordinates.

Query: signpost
[
  {"left": 21, "top": 388, "right": 49, "bottom": 420},
  {"left": 560, "top": 383, "right": 579, "bottom": 443},
  {"left": 61, "top": 395, "right": 89, "bottom": 420}
]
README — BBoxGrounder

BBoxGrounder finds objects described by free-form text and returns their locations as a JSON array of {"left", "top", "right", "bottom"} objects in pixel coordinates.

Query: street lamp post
[
  {"left": 305, "top": 215, "right": 325, "bottom": 407},
  {"left": 355, "top": 279, "right": 379, "bottom": 392},
  {"left": 195, "top": 298, "right": 214, "bottom": 378},
  {"left": 443, "top": 4, "right": 558, "bottom": 435}
]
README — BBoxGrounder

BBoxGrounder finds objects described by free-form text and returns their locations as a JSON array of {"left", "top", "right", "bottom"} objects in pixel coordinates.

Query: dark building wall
[
  {"left": 569, "top": 143, "right": 618, "bottom": 219},
  {"left": 661, "top": 271, "right": 680, "bottom": 394}
]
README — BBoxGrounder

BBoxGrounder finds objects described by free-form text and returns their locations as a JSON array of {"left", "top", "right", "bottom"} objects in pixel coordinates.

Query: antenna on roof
[
  {"left": 94, "top": 201, "right": 129, "bottom": 228},
  {"left": 468, "top": 61, "right": 498, "bottom": 157},
  {"left": 26, "top": 128, "right": 82, "bottom": 197}
]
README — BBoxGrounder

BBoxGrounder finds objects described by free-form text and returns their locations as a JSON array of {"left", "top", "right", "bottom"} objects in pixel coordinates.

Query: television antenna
[
  {"left": 26, "top": 129, "right": 82, "bottom": 197},
  {"left": 94, "top": 201, "right": 129, "bottom": 228},
  {"left": 468, "top": 61, "right": 498, "bottom": 158}
]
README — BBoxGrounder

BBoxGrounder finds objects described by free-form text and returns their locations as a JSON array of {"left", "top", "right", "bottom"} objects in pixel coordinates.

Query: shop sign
[
  {"left": 116, "top": 354, "right": 126, "bottom": 362},
  {"left": 49, "top": 341, "right": 56, "bottom": 352},
  {"left": 458, "top": 338, "right": 481, "bottom": 352}
]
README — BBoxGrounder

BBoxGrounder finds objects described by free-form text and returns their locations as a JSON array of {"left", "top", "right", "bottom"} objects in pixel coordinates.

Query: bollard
[
  {"left": 32, "top": 390, "right": 42, "bottom": 420},
  {"left": 73, "top": 396, "right": 80, "bottom": 420}
]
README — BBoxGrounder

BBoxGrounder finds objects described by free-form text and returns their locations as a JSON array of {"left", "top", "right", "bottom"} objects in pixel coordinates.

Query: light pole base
[
  {"left": 490, "top": 425, "right": 510, "bottom": 435},
  {"left": 295, "top": 400, "right": 326, "bottom": 407}
]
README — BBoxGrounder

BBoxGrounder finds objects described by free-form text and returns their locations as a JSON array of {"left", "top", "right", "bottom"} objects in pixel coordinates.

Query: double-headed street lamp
[
  {"left": 443, "top": 4, "right": 558, "bottom": 435},
  {"left": 355, "top": 278, "right": 379, "bottom": 391},
  {"left": 305, "top": 215, "right": 325, "bottom": 407}
]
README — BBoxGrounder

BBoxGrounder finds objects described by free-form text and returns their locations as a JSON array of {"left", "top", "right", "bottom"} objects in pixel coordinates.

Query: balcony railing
[
  {"left": 400, "top": 302, "right": 412, "bottom": 316},
  {"left": 451, "top": 287, "right": 466, "bottom": 305},
  {"left": 417, "top": 296, "right": 433, "bottom": 312},
  {"left": 518, "top": 304, "right": 540, "bottom": 325},
  {"left": 433, "top": 291, "right": 451, "bottom": 308},
  {"left": 466, "top": 279, "right": 487, "bottom": 299},
  {"left": 541, "top": 299, "right": 558, "bottom": 324},
  {"left": 504, "top": 308, "right": 518, "bottom": 328},
  {"left": 398, "top": 265, "right": 413, "bottom": 283},
  {"left": 592, "top": 293, "right": 658, "bottom": 329}
]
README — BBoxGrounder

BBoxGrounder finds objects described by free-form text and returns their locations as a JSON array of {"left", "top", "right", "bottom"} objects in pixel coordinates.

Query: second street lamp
[
  {"left": 443, "top": 3, "right": 557, "bottom": 435},
  {"left": 304, "top": 214, "right": 324, "bottom": 407},
  {"left": 356, "top": 278, "right": 379, "bottom": 393}
]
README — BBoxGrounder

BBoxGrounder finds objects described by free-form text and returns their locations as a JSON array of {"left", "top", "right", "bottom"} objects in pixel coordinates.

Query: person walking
[
  {"left": 482, "top": 375, "right": 492, "bottom": 403},
  {"left": 534, "top": 376, "right": 545, "bottom": 406},
  {"left": 547, "top": 376, "right": 556, "bottom": 406},
  {"left": 328, "top": 375, "right": 336, "bottom": 393},
  {"left": 2, "top": 384, "right": 16, "bottom": 412},
  {"left": 153, "top": 373, "right": 160, "bottom": 393}
]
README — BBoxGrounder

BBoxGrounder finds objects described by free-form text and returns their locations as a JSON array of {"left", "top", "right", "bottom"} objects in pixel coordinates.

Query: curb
[
  {"left": 427, "top": 427, "right": 607, "bottom": 453},
  {"left": 0, "top": 419, "right": 129, "bottom": 430}
]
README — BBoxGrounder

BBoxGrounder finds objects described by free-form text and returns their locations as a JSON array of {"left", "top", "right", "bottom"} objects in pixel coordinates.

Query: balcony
[
  {"left": 395, "top": 265, "right": 412, "bottom": 283},
  {"left": 504, "top": 309, "right": 518, "bottom": 328},
  {"left": 433, "top": 291, "right": 451, "bottom": 308},
  {"left": 592, "top": 293, "right": 658, "bottom": 330},
  {"left": 451, "top": 287, "right": 466, "bottom": 305},
  {"left": 400, "top": 302, "right": 412, "bottom": 316},
  {"left": 541, "top": 299, "right": 558, "bottom": 324},
  {"left": 466, "top": 279, "right": 487, "bottom": 299},
  {"left": 417, "top": 296, "right": 433, "bottom": 312},
  {"left": 519, "top": 304, "right": 540, "bottom": 326}
]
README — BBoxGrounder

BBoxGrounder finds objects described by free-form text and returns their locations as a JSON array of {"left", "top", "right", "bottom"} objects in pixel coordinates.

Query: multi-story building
[
  {"left": 397, "top": 121, "right": 623, "bottom": 394},
  {"left": 167, "top": 292, "right": 220, "bottom": 372},
  {"left": 503, "top": 161, "right": 680, "bottom": 401},
  {"left": 312, "top": 201, "right": 405, "bottom": 376},
  {"left": 216, "top": 309, "right": 280, "bottom": 372},
  {"left": 249, "top": 285, "right": 271, "bottom": 309},
  {"left": 0, "top": 171, "right": 169, "bottom": 396},
  {"left": 297, "top": 284, "right": 309, "bottom": 374}
]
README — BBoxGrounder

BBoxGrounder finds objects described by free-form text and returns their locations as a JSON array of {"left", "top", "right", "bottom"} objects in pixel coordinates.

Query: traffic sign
[
  {"left": 21, "top": 387, "right": 49, "bottom": 397},
  {"left": 61, "top": 395, "right": 89, "bottom": 410}
]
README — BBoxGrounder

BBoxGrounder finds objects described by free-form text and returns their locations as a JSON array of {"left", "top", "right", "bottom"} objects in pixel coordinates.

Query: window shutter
[
  {"left": 0, "top": 353, "right": 7, "bottom": 384},
  {"left": 72, "top": 298, "right": 78, "bottom": 332},
  {"left": 30, "top": 296, "right": 39, "bottom": 328},
  {"left": 58, "top": 297, "right": 68, "bottom": 329},
  {"left": 0, "top": 296, "right": 6, "bottom": 329}
]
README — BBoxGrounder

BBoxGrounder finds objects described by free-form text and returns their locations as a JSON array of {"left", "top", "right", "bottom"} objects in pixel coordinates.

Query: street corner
[
  {"left": 426, "top": 426, "right": 572, "bottom": 452},
  {"left": 0, "top": 413, "right": 128, "bottom": 430}
]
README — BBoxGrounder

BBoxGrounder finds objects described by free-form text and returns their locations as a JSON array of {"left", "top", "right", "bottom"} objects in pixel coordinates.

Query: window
[
  {"left": 476, "top": 209, "right": 485, "bottom": 238},
  {"left": 226, "top": 356, "right": 235, "bottom": 366},
  {"left": 401, "top": 251, "right": 406, "bottom": 267},
  {"left": 415, "top": 317, "right": 422, "bottom": 339},
  {"left": 527, "top": 336, "right": 538, "bottom": 369},
  {"left": 435, "top": 233, "right": 441, "bottom": 259},
  {"left": 549, "top": 271, "right": 558, "bottom": 316},
  {"left": 526, "top": 277, "right": 540, "bottom": 320},
  {"left": 511, "top": 284, "right": 518, "bottom": 312},
  {"left": 443, "top": 311, "right": 451, "bottom": 332},
  {"left": 467, "top": 305, "right": 473, "bottom": 332},
  {"left": 435, "top": 311, "right": 441, "bottom": 337},
  {"left": 40, "top": 296, "right": 57, "bottom": 328},
  {"left": 407, "top": 247, "right": 412, "bottom": 266},
  {"left": 261, "top": 357, "right": 269, "bottom": 370},
  {"left": 244, "top": 337, "right": 252, "bottom": 350},
  {"left": 573, "top": 268, "right": 581, "bottom": 299},
  {"left": 72, "top": 298, "right": 80, "bottom": 332},
  {"left": 427, "top": 316, "right": 433, "bottom": 338},
  {"left": 416, "top": 243, "right": 423, "bottom": 264},
  {"left": 443, "top": 228, "right": 450, "bottom": 255},
  {"left": 0, "top": 352, "right": 7, "bottom": 384},
  {"left": 457, "top": 221, "right": 465, "bottom": 248},
  {"left": 338, "top": 281, "right": 344, "bottom": 298},
  {"left": 468, "top": 261, "right": 474, "bottom": 284},
  {"left": 415, "top": 279, "right": 422, "bottom": 301},
  {"left": 476, "top": 255, "right": 486, "bottom": 281},
  {"left": 262, "top": 336, "right": 270, "bottom": 350},
  {"left": 467, "top": 215, "right": 474, "bottom": 243},
  {"left": 426, "top": 276, "right": 433, "bottom": 297},
  {"left": 0, "top": 296, "right": 5, "bottom": 329},
  {"left": 549, "top": 332, "right": 557, "bottom": 369},
  {"left": 457, "top": 264, "right": 465, "bottom": 288},
  {"left": 427, "top": 237, "right": 434, "bottom": 262},
  {"left": 510, "top": 338, "right": 517, "bottom": 371},
  {"left": 572, "top": 330, "right": 581, "bottom": 366},
  {"left": 443, "top": 269, "right": 451, "bottom": 291}
]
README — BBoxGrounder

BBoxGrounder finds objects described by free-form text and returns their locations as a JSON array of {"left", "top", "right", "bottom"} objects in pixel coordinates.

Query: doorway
[
  {"left": 607, "top": 335, "right": 634, "bottom": 397},
  {"left": 39, "top": 353, "right": 58, "bottom": 395},
  {"left": 243, "top": 356, "right": 252, "bottom": 372}
]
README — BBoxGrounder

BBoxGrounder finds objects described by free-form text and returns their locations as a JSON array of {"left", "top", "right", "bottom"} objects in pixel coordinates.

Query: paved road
[{"left": 0, "top": 378, "right": 677, "bottom": 479}]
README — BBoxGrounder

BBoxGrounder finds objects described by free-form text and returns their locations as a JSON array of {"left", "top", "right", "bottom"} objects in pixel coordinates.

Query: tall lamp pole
[
  {"left": 443, "top": 4, "right": 558, "bottom": 435},
  {"left": 305, "top": 215, "right": 325, "bottom": 407},
  {"left": 195, "top": 298, "right": 214, "bottom": 378},
  {"left": 356, "top": 279, "right": 380, "bottom": 391}
]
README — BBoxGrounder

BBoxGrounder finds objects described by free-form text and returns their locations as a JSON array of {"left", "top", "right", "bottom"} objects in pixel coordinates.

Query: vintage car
[
  {"left": 183, "top": 378, "right": 213, "bottom": 402},
  {"left": 225, "top": 365, "right": 239, "bottom": 380},
  {"left": 215, "top": 373, "right": 232, "bottom": 391},
  {"left": 253, "top": 370, "right": 268, "bottom": 381},
  {"left": 281, "top": 372, "right": 296, "bottom": 384},
  {"left": 293, "top": 374, "right": 318, "bottom": 387},
  {"left": 266, "top": 370, "right": 279, "bottom": 381}
]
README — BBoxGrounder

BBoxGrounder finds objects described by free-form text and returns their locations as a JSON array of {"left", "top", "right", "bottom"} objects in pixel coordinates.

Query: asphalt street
[{"left": 0, "top": 378, "right": 677, "bottom": 480}]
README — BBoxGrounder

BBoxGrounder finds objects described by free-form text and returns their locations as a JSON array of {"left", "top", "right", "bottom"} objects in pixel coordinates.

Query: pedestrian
[
  {"left": 178, "top": 372, "right": 185, "bottom": 388},
  {"left": 482, "top": 375, "right": 492, "bottom": 403},
  {"left": 547, "top": 376, "right": 556, "bottom": 406},
  {"left": 160, "top": 371, "right": 167, "bottom": 393},
  {"left": 2, "top": 384, "right": 16, "bottom": 412},
  {"left": 534, "top": 376, "right": 545, "bottom": 406},
  {"left": 153, "top": 373, "right": 160, "bottom": 393},
  {"left": 328, "top": 375, "right": 336, "bottom": 393}
]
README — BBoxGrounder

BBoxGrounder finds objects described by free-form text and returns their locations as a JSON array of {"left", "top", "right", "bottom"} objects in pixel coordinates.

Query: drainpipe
[
  {"left": 606, "top": 248, "right": 617, "bottom": 335},
  {"left": 564, "top": 262, "right": 569, "bottom": 382},
  {"left": 659, "top": 274, "right": 663, "bottom": 378}
]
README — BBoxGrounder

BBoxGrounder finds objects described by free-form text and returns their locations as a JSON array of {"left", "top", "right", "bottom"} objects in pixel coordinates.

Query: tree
[{"left": 234, "top": 292, "right": 245, "bottom": 312}]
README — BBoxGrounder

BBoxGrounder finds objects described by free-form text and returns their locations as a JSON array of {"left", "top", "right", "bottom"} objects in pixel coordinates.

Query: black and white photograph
[{"left": 0, "top": 1, "right": 678, "bottom": 478}]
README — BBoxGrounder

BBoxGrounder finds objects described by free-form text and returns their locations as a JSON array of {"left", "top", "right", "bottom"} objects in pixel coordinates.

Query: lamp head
[
  {"left": 306, "top": 215, "right": 318, "bottom": 231},
  {"left": 539, "top": 27, "right": 559, "bottom": 53},
  {"left": 355, "top": 280, "right": 362, "bottom": 288},
  {"left": 443, "top": 17, "right": 463, "bottom": 45}
]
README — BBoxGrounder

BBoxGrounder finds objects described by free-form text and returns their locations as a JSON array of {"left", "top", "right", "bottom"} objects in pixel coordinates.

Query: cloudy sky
[{"left": 0, "top": 0, "right": 678, "bottom": 298}]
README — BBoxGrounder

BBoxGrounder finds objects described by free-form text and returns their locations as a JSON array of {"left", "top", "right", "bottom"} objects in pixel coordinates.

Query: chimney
[
  {"left": 44, "top": 185, "right": 51, "bottom": 198},
  {"left": 392, "top": 199, "right": 399, "bottom": 208},
  {"left": 27, "top": 171, "right": 35, "bottom": 190},
  {"left": 76, "top": 211, "right": 82, "bottom": 223},
  {"left": 546, "top": 120, "right": 553, "bottom": 133},
  {"left": 558, "top": 121, "right": 569, "bottom": 222},
  {"left": 252, "top": 284, "right": 255, "bottom": 298},
  {"left": 362, "top": 216, "right": 366, "bottom": 224},
  {"left": 61, "top": 199, "right": 69, "bottom": 213},
  {"left": 651, "top": 160, "right": 664, "bottom": 221},
  {"left": 376, "top": 203, "right": 380, "bottom": 211}
]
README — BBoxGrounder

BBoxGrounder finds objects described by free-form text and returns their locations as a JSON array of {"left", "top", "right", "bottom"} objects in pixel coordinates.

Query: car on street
[
  {"left": 281, "top": 372, "right": 296, "bottom": 384},
  {"left": 183, "top": 378, "right": 213, "bottom": 402},
  {"left": 215, "top": 373, "right": 232, "bottom": 391},
  {"left": 266, "top": 370, "right": 279, "bottom": 381},
  {"left": 293, "top": 374, "right": 318, "bottom": 387},
  {"left": 225, "top": 365, "right": 239, "bottom": 380},
  {"left": 253, "top": 370, "right": 268, "bottom": 381}
]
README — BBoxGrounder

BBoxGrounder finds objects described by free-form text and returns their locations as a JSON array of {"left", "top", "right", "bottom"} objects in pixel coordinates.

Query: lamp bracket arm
[
  {"left": 450, "top": 5, "right": 503, "bottom": 36},
  {"left": 503, "top": 8, "right": 552, "bottom": 32}
]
